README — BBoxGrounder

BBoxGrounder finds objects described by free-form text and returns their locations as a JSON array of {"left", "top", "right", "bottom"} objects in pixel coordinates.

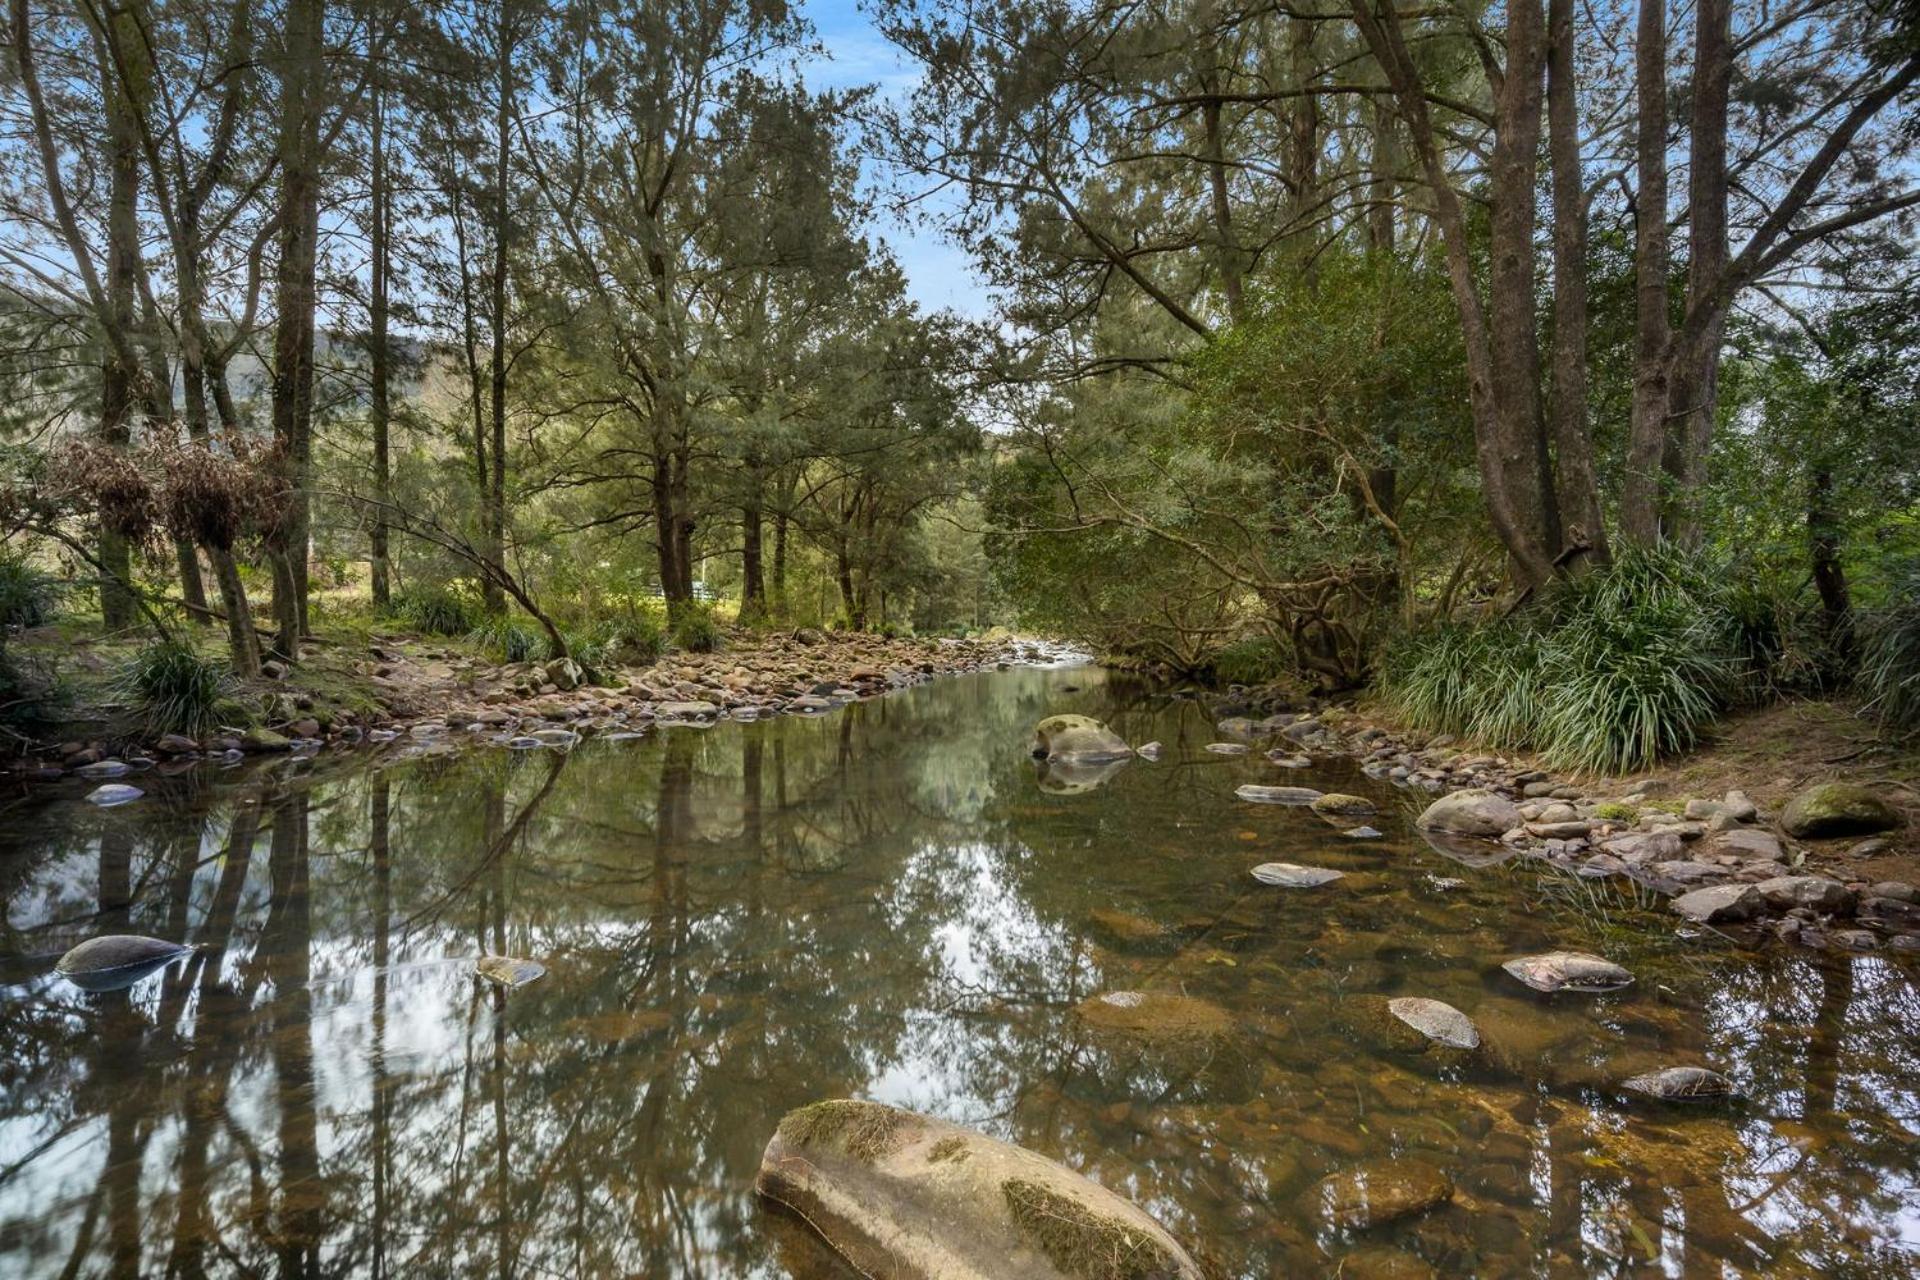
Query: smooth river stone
[
  {"left": 474, "top": 955, "right": 546, "bottom": 989},
  {"left": 1622, "top": 1065, "right": 1737, "bottom": 1102},
  {"left": 1387, "top": 997, "right": 1480, "bottom": 1050},
  {"left": 1205, "top": 742, "right": 1250, "bottom": 756},
  {"left": 1251, "top": 862, "right": 1345, "bottom": 888},
  {"left": 757, "top": 1100, "right": 1204, "bottom": 1280},
  {"left": 85, "top": 784, "right": 144, "bottom": 807},
  {"left": 1031, "top": 714, "right": 1133, "bottom": 763},
  {"left": 1309, "top": 1159, "right": 1454, "bottom": 1230},
  {"left": 55, "top": 935, "right": 194, "bottom": 992},
  {"left": 1501, "top": 951, "right": 1634, "bottom": 994},
  {"left": 1236, "top": 784, "right": 1322, "bottom": 805}
]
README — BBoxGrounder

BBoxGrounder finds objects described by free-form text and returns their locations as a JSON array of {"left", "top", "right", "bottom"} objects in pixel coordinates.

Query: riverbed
[{"left": 1, "top": 662, "right": 1915, "bottom": 1277}]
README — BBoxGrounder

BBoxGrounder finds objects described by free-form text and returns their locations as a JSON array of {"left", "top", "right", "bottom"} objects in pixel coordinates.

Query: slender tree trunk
[
  {"left": 1622, "top": 0, "right": 1672, "bottom": 546},
  {"left": 1284, "top": 18, "right": 1319, "bottom": 227},
  {"left": 836, "top": 546, "right": 860, "bottom": 630},
  {"left": 369, "top": 81, "right": 393, "bottom": 610},
  {"left": 1199, "top": 88, "right": 1242, "bottom": 320},
  {"left": 1546, "top": 0, "right": 1606, "bottom": 564},
  {"left": 1808, "top": 466, "right": 1853, "bottom": 681},
  {"left": 1666, "top": 0, "right": 1732, "bottom": 544},
  {"left": 99, "top": 20, "right": 143, "bottom": 630},
  {"left": 1365, "top": 97, "right": 1397, "bottom": 252},
  {"left": 483, "top": 7, "right": 513, "bottom": 615},
  {"left": 269, "top": 0, "right": 325, "bottom": 659},
  {"left": 741, "top": 499, "right": 765, "bottom": 613},
  {"left": 772, "top": 504, "right": 789, "bottom": 607}
]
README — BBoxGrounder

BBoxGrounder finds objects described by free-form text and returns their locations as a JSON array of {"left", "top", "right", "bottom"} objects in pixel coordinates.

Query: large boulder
[
  {"left": 1671, "top": 884, "right": 1764, "bottom": 924},
  {"left": 757, "top": 1100, "right": 1204, "bottom": 1280},
  {"left": 1031, "top": 714, "right": 1133, "bottom": 764},
  {"left": 1416, "top": 790, "right": 1521, "bottom": 838},
  {"left": 1755, "top": 875, "right": 1854, "bottom": 913},
  {"left": 1781, "top": 783, "right": 1903, "bottom": 839}
]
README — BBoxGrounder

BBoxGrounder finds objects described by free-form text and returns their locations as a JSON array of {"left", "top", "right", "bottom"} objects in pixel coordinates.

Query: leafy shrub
[
  {"left": 1861, "top": 588, "right": 1920, "bottom": 738},
  {"left": 0, "top": 554, "right": 64, "bottom": 631},
  {"left": 115, "top": 638, "right": 228, "bottom": 737},
  {"left": 0, "top": 649, "right": 67, "bottom": 742},
  {"left": 386, "top": 585, "right": 480, "bottom": 637},
  {"left": 1380, "top": 547, "right": 1739, "bottom": 773},
  {"left": 670, "top": 604, "right": 722, "bottom": 654}
]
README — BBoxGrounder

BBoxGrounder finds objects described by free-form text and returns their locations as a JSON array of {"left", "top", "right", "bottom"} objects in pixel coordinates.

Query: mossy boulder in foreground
[
  {"left": 756, "top": 1099, "right": 1203, "bottom": 1280},
  {"left": 1780, "top": 783, "right": 1903, "bottom": 839}
]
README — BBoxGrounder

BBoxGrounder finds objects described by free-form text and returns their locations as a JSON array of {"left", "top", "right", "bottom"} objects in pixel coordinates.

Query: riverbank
[
  {"left": 1216, "top": 696, "right": 1920, "bottom": 953},
  {"left": 3, "top": 623, "right": 1063, "bottom": 781}
]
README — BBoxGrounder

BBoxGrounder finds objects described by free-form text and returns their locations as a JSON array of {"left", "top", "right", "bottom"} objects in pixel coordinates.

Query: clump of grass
[
  {"left": 670, "top": 603, "right": 722, "bottom": 654},
  {"left": 1861, "top": 585, "right": 1920, "bottom": 739},
  {"left": 1380, "top": 547, "right": 1739, "bottom": 774},
  {"left": 470, "top": 616, "right": 541, "bottom": 663},
  {"left": 927, "top": 1135, "right": 970, "bottom": 1164},
  {"left": 1589, "top": 801, "right": 1638, "bottom": 823},
  {"left": 775, "top": 1100, "right": 911, "bottom": 1164},
  {"left": 0, "top": 554, "right": 64, "bottom": 631},
  {"left": 115, "top": 639, "right": 228, "bottom": 737},
  {"left": 1001, "top": 1178, "right": 1183, "bottom": 1280},
  {"left": 385, "top": 585, "right": 480, "bottom": 637}
]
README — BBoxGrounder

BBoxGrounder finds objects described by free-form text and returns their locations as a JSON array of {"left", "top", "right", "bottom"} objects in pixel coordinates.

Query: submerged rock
[
  {"left": 1387, "top": 997, "right": 1480, "bottom": 1050},
  {"left": 1622, "top": 1065, "right": 1737, "bottom": 1102},
  {"left": 1031, "top": 714, "right": 1133, "bottom": 763},
  {"left": 1309, "top": 1159, "right": 1453, "bottom": 1230},
  {"left": 1135, "top": 741, "right": 1163, "bottom": 761},
  {"left": 85, "top": 784, "right": 144, "bottom": 807},
  {"left": 1266, "top": 751, "right": 1313, "bottom": 768},
  {"left": 1311, "top": 793, "right": 1377, "bottom": 818},
  {"left": 1343, "top": 826, "right": 1383, "bottom": 840},
  {"left": 1204, "top": 742, "right": 1250, "bottom": 756},
  {"left": 1075, "top": 990, "right": 1233, "bottom": 1039},
  {"left": 757, "top": 1100, "right": 1203, "bottom": 1280},
  {"left": 1781, "top": 783, "right": 1902, "bottom": 839},
  {"left": 1236, "top": 784, "right": 1321, "bottom": 805},
  {"left": 1501, "top": 951, "right": 1634, "bottom": 994},
  {"left": 56, "top": 935, "right": 195, "bottom": 992},
  {"left": 474, "top": 955, "right": 545, "bottom": 988},
  {"left": 1416, "top": 790, "right": 1520, "bottom": 837},
  {"left": 1251, "top": 862, "right": 1345, "bottom": 888}
]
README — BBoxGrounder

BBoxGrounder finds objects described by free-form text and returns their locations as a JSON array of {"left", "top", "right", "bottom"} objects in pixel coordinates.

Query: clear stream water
[{"left": 0, "top": 663, "right": 1915, "bottom": 1278}]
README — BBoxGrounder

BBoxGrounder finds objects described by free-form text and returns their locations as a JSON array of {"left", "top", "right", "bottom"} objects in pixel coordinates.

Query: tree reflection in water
[{"left": 0, "top": 665, "right": 1916, "bottom": 1277}]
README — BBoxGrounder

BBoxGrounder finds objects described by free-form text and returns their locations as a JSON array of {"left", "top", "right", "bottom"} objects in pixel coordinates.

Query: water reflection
[{"left": 0, "top": 666, "right": 1916, "bottom": 1278}]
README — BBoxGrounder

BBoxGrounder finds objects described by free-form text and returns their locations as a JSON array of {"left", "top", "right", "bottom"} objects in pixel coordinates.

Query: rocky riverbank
[
  {"left": 1216, "top": 706, "right": 1919, "bottom": 955},
  {"left": 9, "top": 629, "right": 1070, "bottom": 785}
]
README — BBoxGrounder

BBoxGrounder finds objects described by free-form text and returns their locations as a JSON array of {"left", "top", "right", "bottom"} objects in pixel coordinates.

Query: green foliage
[
  {"left": 1209, "top": 635, "right": 1291, "bottom": 686},
  {"left": 470, "top": 617, "right": 541, "bottom": 663},
  {"left": 0, "top": 648, "right": 67, "bottom": 743},
  {"left": 0, "top": 554, "right": 64, "bottom": 631},
  {"left": 114, "top": 639, "right": 228, "bottom": 737},
  {"left": 1861, "top": 569, "right": 1920, "bottom": 737},
  {"left": 1381, "top": 548, "right": 1740, "bottom": 773},
  {"left": 385, "top": 585, "right": 481, "bottom": 637},
  {"left": 670, "top": 604, "right": 723, "bottom": 654}
]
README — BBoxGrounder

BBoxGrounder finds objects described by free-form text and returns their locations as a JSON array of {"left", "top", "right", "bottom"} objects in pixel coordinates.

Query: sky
[{"left": 795, "top": 0, "right": 991, "bottom": 318}]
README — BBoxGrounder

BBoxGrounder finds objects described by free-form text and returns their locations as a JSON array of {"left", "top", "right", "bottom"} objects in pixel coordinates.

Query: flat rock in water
[
  {"left": 1266, "top": 751, "right": 1313, "bottom": 768},
  {"left": 1670, "top": 884, "right": 1763, "bottom": 924},
  {"left": 1343, "top": 826, "right": 1383, "bottom": 839},
  {"left": 1135, "top": 741, "right": 1163, "bottom": 761},
  {"left": 1236, "top": 784, "right": 1322, "bottom": 805},
  {"left": 1074, "top": 990, "right": 1233, "bottom": 1039},
  {"left": 1204, "top": 742, "right": 1250, "bottom": 755},
  {"left": 1622, "top": 1065, "right": 1736, "bottom": 1102},
  {"left": 56, "top": 935, "right": 194, "bottom": 991},
  {"left": 1755, "top": 875, "right": 1854, "bottom": 913},
  {"left": 1251, "top": 862, "right": 1345, "bottom": 888},
  {"left": 1501, "top": 951, "right": 1634, "bottom": 994},
  {"left": 86, "top": 784, "right": 144, "bottom": 807},
  {"left": 1312, "top": 793, "right": 1378, "bottom": 817},
  {"left": 1309, "top": 1160, "right": 1453, "bottom": 1230},
  {"left": 657, "top": 701, "right": 720, "bottom": 721},
  {"left": 76, "top": 759, "right": 133, "bottom": 778},
  {"left": 1387, "top": 997, "right": 1480, "bottom": 1050},
  {"left": 529, "top": 728, "right": 580, "bottom": 747},
  {"left": 474, "top": 955, "right": 545, "bottom": 988},
  {"left": 756, "top": 1100, "right": 1204, "bottom": 1280}
]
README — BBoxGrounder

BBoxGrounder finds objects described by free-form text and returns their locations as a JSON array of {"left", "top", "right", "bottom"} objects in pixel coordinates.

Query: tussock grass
[
  {"left": 115, "top": 639, "right": 228, "bottom": 737},
  {"left": 1862, "top": 589, "right": 1920, "bottom": 738}
]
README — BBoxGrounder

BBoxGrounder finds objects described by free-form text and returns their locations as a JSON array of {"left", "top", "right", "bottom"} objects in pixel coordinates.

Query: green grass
[
  {"left": 0, "top": 554, "right": 64, "bottom": 631},
  {"left": 1380, "top": 547, "right": 1740, "bottom": 773},
  {"left": 670, "top": 604, "right": 722, "bottom": 654},
  {"left": 383, "top": 585, "right": 481, "bottom": 637},
  {"left": 114, "top": 639, "right": 229, "bottom": 737},
  {"left": 1862, "top": 588, "right": 1920, "bottom": 738}
]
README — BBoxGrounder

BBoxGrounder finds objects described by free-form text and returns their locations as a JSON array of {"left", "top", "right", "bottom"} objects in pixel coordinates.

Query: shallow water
[{"left": 1, "top": 663, "right": 1917, "bottom": 1278}]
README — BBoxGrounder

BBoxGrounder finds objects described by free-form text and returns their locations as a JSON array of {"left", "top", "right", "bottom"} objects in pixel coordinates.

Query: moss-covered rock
[
  {"left": 1032, "top": 714, "right": 1133, "bottom": 763},
  {"left": 1780, "top": 783, "right": 1903, "bottom": 839},
  {"left": 756, "top": 1101, "right": 1203, "bottom": 1280}
]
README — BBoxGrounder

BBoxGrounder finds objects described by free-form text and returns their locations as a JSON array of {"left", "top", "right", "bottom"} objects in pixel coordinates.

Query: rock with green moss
[
  {"left": 1031, "top": 715, "right": 1134, "bottom": 764},
  {"left": 1311, "top": 793, "right": 1377, "bottom": 818},
  {"left": 1308, "top": 1159, "right": 1453, "bottom": 1230},
  {"left": 1780, "top": 783, "right": 1903, "bottom": 839},
  {"left": 756, "top": 1100, "right": 1203, "bottom": 1280}
]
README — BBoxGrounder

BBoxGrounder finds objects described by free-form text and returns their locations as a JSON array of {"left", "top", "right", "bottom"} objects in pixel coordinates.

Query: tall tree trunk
[
  {"left": 269, "top": 0, "right": 325, "bottom": 659},
  {"left": 1545, "top": 0, "right": 1606, "bottom": 565},
  {"left": 1365, "top": 97, "right": 1397, "bottom": 252},
  {"left": 483, "top": 6, "right": 513, "bottom": 615},
  {"left": 741, "top": 499, "right": 765, "bottom": 613},
  {"left": 1807, "top": 466, "right": 1853, "bottom": 682},
  {"left": 1666, "top": 0, "right": 1732, "bottom": 545},
  {"left": 99, "top": 16, "right": 143, "bottom": 630},
  {"left": 369, "top": 82, "right": 393, "bottom": 610},
  {"left": 1621, "top": 0, "right": 1672, "bottom": 547},
  {"left": 1284, "top": 18, "right": 1319, "bottom": 227},
  {"left": 1199, "top": 88, "right": 1242, "bottom": 320}
]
